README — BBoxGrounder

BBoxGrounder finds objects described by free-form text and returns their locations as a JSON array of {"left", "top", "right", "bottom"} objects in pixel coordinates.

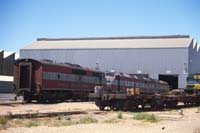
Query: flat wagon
[{"left": 89, "top": 72, "right": 200, "bottom": 111}]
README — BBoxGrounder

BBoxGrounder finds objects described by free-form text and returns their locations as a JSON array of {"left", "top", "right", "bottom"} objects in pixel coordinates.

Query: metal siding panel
[
  {"left": 20, "top": 48, "right": 189, "bottom": 88},
  {"left": 0, "top": 81, "right": 13, "bottom": 93},
  {"left": 189, "top": 41, "right": 200, "bottom": 74}
]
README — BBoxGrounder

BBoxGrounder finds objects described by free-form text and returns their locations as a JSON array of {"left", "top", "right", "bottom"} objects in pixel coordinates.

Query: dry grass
[
  {"left": 0, "top": 116, "right": 11, "bottom": 130},
  {"left": 133, "top": 113, "right": 159, "bottom": 123},
  {"left": 103, "top": 118, "right": 119, "bottom": 123},
  {"left": 25, "top": 121, "right": 39, "bottom": 128},
  {"left": 77, "top": 117, "right": 98, "bottom": 124},
  {"left": 117, "top": 112, "right": 123, "bottom": 119},
  {"left": 0, "top": 116, "right": 10, "bottom": 125},
  {"left": 0, "top": 115, "right": 99, "bottom": 129}
]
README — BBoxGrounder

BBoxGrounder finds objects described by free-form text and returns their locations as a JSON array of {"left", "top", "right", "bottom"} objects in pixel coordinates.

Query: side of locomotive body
[
  {"left": 14, "top": 58, "right": 106, "bottom": 102},
  {"left": 104, "top": 72, "right": 169, "bottom": 94}
]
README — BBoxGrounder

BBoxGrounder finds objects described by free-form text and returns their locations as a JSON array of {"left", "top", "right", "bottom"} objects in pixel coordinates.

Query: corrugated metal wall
[
  {"left": 188, "top": 41, "right": 200, "bottom": 74},
  {"left": 0, "top": 51, "right": 3, "bottom": 75},
  {"left": 20, "top": 47, "right": 190, "bottom": 88},
  {"left": 0, "top": 81, "right": 13, "bottom": 93},
  {"left": 0, "top": 52, "right": 15, "bottom": 76},
  {"left": 3, "top": 53, "right": 15, "bottom": 76}
]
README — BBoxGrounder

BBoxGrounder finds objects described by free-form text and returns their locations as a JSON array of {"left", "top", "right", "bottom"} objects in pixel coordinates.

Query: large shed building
[
  {"left": 20, "top": 35, "right": 200, "bottom": 89},
  {"left": 0, "top": 51, "right": 18, "bottom": 93}
]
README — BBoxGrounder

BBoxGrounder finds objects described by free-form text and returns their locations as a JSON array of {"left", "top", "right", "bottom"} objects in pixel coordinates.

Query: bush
[
  {"left": 13, "top": 118, "right": 23, "bottom": 125},
  {"left": 26, "top": 121, "right": 39, "bottom": 128},
  {"left": 104, "top": 118, "right": 119, "bottom": 123},
  {"left": 77, "top": 117, "right": 98, "bottom": 124},
  {"left": 0, "top": 117, "right": 10, "bottom": 125},
  {"left": 117, "top": 112, "right": 123, "bottom": 119},
  {"left": 133, "top": 113, "right": 158, "bottom": 123},
  {"left": 197, "top": 107, "right": 200, "bottom": 113}
]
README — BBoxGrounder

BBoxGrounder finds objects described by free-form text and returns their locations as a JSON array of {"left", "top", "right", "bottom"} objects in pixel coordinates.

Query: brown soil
[{"left": 0, "top": 101, "right": 200, "bottom": 133}]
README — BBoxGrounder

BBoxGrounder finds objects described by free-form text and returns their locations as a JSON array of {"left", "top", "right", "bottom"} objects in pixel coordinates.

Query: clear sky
[{"left": 0, "top": 0, "right": 200, "bottom": 53}]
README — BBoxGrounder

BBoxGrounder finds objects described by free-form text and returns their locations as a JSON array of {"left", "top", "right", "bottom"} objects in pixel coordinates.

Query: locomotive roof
[
  {"left": 111, "top": 72, "right": 168, "bottom": 84},
  {"left": 22, "top": 35, "right": 193, "bottom": 50},
  {"left": 15, "top": 58, "right": 103, "bottom": 73}
]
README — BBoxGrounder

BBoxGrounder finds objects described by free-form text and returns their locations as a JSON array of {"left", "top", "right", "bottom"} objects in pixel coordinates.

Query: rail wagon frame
[{"left": 89, "top": 89, "right": 200, "bottom": 111}]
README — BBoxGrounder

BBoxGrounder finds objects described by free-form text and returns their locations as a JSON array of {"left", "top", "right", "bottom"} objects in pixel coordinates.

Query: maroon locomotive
[
  {"left": 104, "top": 72, "right": 169, "bottom": 94},
  {"left": 14, "top": 58, "right": 169, "bottom": 103},
  {"left": 14, "top": 58, "right": 106, "bottom": 102}
]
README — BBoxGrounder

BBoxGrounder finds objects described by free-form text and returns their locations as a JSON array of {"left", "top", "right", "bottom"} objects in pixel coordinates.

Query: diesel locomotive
[
  {"left": 14, "top": 58, "right": 169, "bottom": 103},
  {"left": 14, "top": 58, "right": 105, "bottom": 102}
]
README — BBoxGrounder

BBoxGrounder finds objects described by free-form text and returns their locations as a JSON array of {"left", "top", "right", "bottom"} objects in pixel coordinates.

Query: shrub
[
  {"left": 133, "top": 113, "right": 158, "bottom": 123},
  {"left": 26, "top": 121, "right": 39, "bottom": 128},
  {"left": 117, "top": 112, "right": 123, "bottom": 119},
  {"left": 0, "top": 117, "right": 10, "bottom": 125},
  {"left": 77, "top": 117, "right": 98, "bottom": 124},
  {"left": 104, "top": 118, "right": 119, "bottom": 123},
  {"left": 197, "top": 107, "right": 200, "bottom": 113},
  {"left": 13, "top": 118, "right": 23, "bottom": 125}
]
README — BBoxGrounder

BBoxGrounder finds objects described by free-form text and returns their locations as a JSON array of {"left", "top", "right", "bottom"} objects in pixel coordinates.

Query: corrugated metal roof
[
  {"left": 22, "top": 35, "right": 193, "bottom": 50},
  {"left": 3, "top": 52, "right": 15, "bottom": 58}
]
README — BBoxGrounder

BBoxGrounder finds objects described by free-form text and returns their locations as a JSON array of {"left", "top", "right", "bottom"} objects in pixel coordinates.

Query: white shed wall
[
  {"left": 20, "top": 48, "right": 189, "bottom": 88},
  {"left": 189, "top": 41, "right": 200, "bottom": 74}
]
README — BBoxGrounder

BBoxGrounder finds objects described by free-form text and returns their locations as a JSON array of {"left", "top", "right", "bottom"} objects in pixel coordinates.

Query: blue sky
[{"left": 0, "top": 0, "right": 200, "bottom": 53}]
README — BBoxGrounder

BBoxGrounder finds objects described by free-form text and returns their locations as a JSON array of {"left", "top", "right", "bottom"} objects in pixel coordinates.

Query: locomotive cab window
[
  {"left": 72, "top": 69, "right": 86, "bottom": 75},
  {"left": 92, "top": 72, "right": 101, "bottom": 77},
  {"left": 57, "top": 74, "right": 60, "bottom": 79}
]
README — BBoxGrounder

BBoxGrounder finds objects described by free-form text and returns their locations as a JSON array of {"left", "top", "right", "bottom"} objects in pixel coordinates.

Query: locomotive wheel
[
  {"left": 23, "top": 91, "right": 32, "bottom": 103},
  {"left": 99, "top": 105, "right": 105, "bottom": 111},
  {"left": 95, "top": 100, "right": 105, "bottom": 111},
  {"left": 110, "top": 105, "right": 115, "bottom": 110}
]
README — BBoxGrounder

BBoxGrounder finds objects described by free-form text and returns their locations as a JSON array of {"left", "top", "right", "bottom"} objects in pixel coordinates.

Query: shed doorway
[{"left": 159, "top": 74, "right": 178, "bottom": 90}]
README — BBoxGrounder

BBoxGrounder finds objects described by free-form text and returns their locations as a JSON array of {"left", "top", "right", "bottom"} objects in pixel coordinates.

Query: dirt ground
[{"left": 0, "top": 101, "right": 200, "bottom": 133}]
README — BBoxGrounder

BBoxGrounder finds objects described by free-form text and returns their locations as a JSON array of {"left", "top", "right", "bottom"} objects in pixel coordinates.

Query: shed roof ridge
[{"left": 37, "top": 35, "right": 190, "bottom": 41}]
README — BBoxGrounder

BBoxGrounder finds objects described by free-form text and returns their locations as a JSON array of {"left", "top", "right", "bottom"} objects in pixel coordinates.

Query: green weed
[
  {"left": 104, "top": 118, "right": 119, "bottom": 123},
  {"left": 117, "top": 112, "right": 123, "bottom": 119},
  {"left": 0, "top": 116, "right": 10, "bottom": 125},
  {"left": 26, "top": 121, "right": 39, "bottom": 128},
  {"left": 77, "top": 117, "right": 98, "bottom": 124},
  {"left": 133, "top": 113, "right": 159, "bottom": 123}
]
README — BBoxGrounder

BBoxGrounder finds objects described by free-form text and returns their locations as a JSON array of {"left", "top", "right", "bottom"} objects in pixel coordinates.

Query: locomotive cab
[
  {"left": 105, "top": 72, "right": 115, "bottom": 85},
  {"left": 14, "top": 59, "right": 41, "bottom": 102}
]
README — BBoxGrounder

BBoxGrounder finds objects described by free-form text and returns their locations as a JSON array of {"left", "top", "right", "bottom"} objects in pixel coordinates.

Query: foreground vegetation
[
  {"left": 133, "top": 113, "right": 159, "bottom": 123},
  {"left": 0, "top": 116, "right": 99, "bottom": 130},
  {"left": 0, "top": 110, "right": 161, "bottom": 130}
]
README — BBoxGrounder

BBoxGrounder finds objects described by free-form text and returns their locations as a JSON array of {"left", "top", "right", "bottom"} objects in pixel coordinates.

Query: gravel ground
[
  {"left": 0, "top": 102, "right": 200, "bottom": 133},
  {"left": 0, "top": 101, "right": 98, "bottom": 116}
]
